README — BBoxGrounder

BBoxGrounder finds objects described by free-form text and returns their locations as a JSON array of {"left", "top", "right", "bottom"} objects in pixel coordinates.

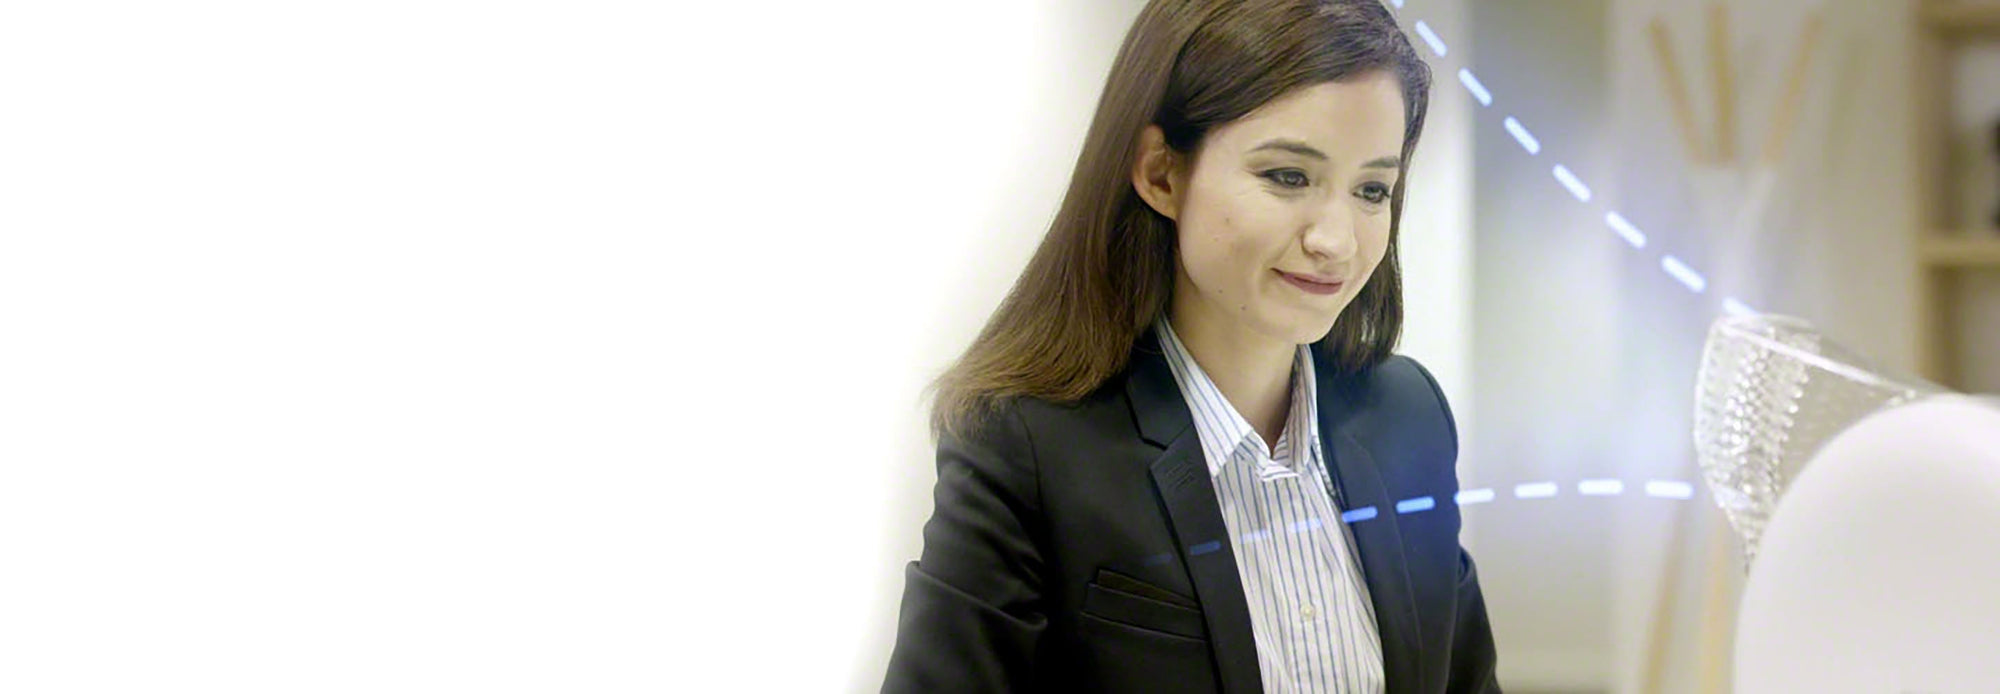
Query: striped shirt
[{"left": 1156, "top": 317, "right": 1385, "bottom": 694}]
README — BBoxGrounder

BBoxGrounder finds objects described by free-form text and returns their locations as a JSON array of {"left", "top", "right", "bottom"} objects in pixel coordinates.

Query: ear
[{"left": 1131, "top": 124, "right": 1187, "bottom": 222}]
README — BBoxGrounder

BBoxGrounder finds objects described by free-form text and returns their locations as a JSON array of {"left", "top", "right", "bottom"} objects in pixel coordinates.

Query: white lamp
[
  {"left": 1733, "top": 393, "right": 2000, "bottom": 691},
  {"left": 1691, "top": 314, "right": 2000, "bottom": 691}
]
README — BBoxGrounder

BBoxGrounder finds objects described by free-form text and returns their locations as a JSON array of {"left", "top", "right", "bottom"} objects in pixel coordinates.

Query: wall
[
  {"left": 1466, "top": 1, "right": 1624, "bottom": 688},
  {"left": 1462, "top": 0, "right": 1931, "bottom": 691}
]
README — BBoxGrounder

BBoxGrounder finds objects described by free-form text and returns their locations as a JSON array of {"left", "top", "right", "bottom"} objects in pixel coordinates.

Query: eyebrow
[{"left": 1248, "top": 138, "right": 1401, "bottom": 169}]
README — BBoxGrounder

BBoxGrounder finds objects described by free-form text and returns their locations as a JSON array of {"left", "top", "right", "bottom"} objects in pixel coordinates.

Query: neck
[{"left": 1169, "top": 291, "right": 1297, "bottom": 449}]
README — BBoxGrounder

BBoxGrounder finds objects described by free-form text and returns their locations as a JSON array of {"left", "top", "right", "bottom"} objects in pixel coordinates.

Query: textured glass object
[{"left": 1692, "top": 314, "right": 1946, "bottom": 566}]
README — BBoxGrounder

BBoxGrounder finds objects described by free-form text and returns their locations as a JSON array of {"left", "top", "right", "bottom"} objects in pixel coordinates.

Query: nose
[{"left": 1302, "top": 196, "right": 1360, "bottom": 263}]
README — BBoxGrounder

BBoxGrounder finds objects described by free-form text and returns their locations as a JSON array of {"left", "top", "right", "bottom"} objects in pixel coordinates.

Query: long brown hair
[{"left": 926, "top": 0, "right": 1433, "bottom": 441}]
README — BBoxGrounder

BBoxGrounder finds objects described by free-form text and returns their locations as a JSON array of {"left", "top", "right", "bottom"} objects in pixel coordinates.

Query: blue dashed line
[
  {"left": 1552, "top": 164, "right": 1592, "bottom": 202},
  {"left": 1459, "top": 68, "right": 1492, "bottom": 106},
  {"left": 1503, "top": 116, "right": 1539, "bottom": 154},
  {"left": 1515, "top": 481, "right": 1559, "bottom": 499},
  {"left": 1645, "top": 481, "right": 1696, "bottom": 499},
  {"left": 1393, "top": 11, "right": 1775, "bottom": 322},
  {"left": 1661, "top": 255, "right": 1708, "bottom": 293},
  {"left": 1414, "top": 21, "right": 1448, "bottom": 57},
  {"left": 1153, "top": 475, "right": 1704, "bottom": 574},
  {"left": 1578, "top": 479, "right": 1625, "bottom": 496},
  {"left": 1455, "top": 488, "right": 1496, "bottom": 505},
  {"left": 1604, "top": 211, "right": 1648, "bottom": 249}
]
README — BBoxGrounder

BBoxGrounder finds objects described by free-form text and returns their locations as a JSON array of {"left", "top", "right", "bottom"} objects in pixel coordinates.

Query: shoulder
[
  {"left": 1324, "top": 353, "right": 1460, "bottom": 468},
  {"left": 1371, "top": 354, "right": 1457, "bottom": 444},
  {"left": 942, "top": 371, "right": 1147, "bottom": 483},
  {"left": 1005, "top": 377, "right": 1135, "bottom": 454},
  {"left": 941, "top": 380, "right": 1126, "bottom": 460},
  {"left": 1329, "top": 353, "right": 1452, "bottom": 414}
]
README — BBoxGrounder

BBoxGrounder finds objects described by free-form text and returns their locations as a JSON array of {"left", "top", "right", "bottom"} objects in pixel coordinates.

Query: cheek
[
  {"left": 1184, "top": 207, "right": 1271, "bottom": 289},
  {"left": 1361, "top": 220, "right": 1393, "bottom": 269}
]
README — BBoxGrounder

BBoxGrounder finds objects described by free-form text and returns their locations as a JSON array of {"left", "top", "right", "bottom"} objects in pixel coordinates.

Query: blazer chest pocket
[{"left": 1079, "top": 569, "right": 1207, "bottom": 641}]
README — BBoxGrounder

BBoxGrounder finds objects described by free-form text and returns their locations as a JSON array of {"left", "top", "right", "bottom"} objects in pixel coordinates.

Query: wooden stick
[
  {"left": 1639, "top": 491, "right": 1695, "bottom": 694},
  {"left": 1759, "top": 12, "right": 1825, "bottom": 167},
  {"left": 1695, "top": 510, "right": 1736, "bottom": 693},
  {"left": 1709, "top": 3, "right": 1737, "bottom": 164},
  {"left": 1649, "top": 17, "right": 1710, "bottom": 165}
]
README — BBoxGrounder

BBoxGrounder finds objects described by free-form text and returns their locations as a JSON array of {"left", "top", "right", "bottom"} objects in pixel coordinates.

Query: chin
[{"left": 1265, "top": 314, "right": 1339, "bottom": 346}]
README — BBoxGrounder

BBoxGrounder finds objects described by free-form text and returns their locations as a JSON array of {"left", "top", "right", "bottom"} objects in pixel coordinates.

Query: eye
[
  {"left": 1357, "top": 182, "right": 1393, "bottom": 204},
  {"left": 1262, "top": 169, "right": 1310, "bottom": 188}
]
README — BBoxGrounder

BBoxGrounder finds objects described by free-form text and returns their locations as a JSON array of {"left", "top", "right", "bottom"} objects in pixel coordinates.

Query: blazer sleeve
[
  {"left": 1447, "top": 548, "right": 1502, "bottom": 693},
  {"left": 881, "top": 403, "right": 1048, "bottom": 693},
  {"left": 1408, "top": 358, "right": 1503, "bottom": 693}
]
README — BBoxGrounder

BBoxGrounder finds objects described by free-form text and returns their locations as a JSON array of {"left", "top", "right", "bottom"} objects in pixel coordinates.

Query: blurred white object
[
  {"left": 1691, "top": 314, "right": 1945, "bottom": 564},
  {"left": 1733, "top": 394, "right": 2000, "bottom": 692},
  {"left": 1689, "top": 314, "right": 2000, "bottom": 690}
]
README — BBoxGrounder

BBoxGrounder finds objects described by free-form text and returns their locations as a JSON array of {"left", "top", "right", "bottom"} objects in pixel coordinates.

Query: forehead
[{"left": 1210, "top": 73, "right": 1407, "bottom": 158}]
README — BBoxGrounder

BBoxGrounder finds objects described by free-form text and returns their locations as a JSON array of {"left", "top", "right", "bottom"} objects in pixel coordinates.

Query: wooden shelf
[
  {"left": 1914, "top": 3, "right": 1999, "bottom": 389},
  {"left": 1923, "top": 2, "right": 2000, "bottom": 38},
  {"left": 1920, "top": 235, "right": 2000, "bottom": 267}
]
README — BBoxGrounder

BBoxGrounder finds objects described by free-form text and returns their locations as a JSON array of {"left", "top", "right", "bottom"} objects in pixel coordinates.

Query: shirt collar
[{"left": 1154, "top": 315, "right": 1322, "bottom": 480}]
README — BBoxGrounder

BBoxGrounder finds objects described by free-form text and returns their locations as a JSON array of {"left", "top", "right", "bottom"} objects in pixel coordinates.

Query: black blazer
[{"left": 884, "top": 325, "right": 1500, "bottom": 693}]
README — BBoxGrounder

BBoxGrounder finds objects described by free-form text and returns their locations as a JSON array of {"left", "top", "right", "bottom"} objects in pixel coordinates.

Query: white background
[{"left": 0, "top": 1, "right": 1475, "bottom": 690}]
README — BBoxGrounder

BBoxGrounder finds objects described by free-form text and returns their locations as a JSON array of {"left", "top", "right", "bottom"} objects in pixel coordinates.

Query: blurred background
[{"left": 3, "top": 0, "right": 1995, "bottom": 692}]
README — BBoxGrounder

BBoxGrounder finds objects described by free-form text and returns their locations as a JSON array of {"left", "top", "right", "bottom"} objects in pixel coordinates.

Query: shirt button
[{"left": 1301, "top": 604, "right": 1317, "bottom": 620}]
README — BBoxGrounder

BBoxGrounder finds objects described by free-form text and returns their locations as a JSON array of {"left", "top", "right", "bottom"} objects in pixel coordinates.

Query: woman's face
[{"left": 1163, "top": 73, "right": 1406, "bottom": 346}]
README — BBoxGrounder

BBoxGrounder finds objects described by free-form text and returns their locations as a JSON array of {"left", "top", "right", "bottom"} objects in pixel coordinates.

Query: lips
[
  {"left": 1283, "top": 271, "right": 1341, "bottom": 285},
  {"left": 1277, "top": 270, "right": 1345, "bottom": 295}
]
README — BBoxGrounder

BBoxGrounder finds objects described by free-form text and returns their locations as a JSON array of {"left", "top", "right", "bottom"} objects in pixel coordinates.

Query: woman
[{"left": 884, "top": 0, "right": 1499, "bottom": 691}]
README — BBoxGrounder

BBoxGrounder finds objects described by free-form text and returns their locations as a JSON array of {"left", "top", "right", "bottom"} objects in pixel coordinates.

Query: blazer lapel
[
  {"left": 1124, "top": 328, "right": 1264, "bottom": 694},
  {"left": 1314, "top": 349, "right": 1425, "bottom": 693}
]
